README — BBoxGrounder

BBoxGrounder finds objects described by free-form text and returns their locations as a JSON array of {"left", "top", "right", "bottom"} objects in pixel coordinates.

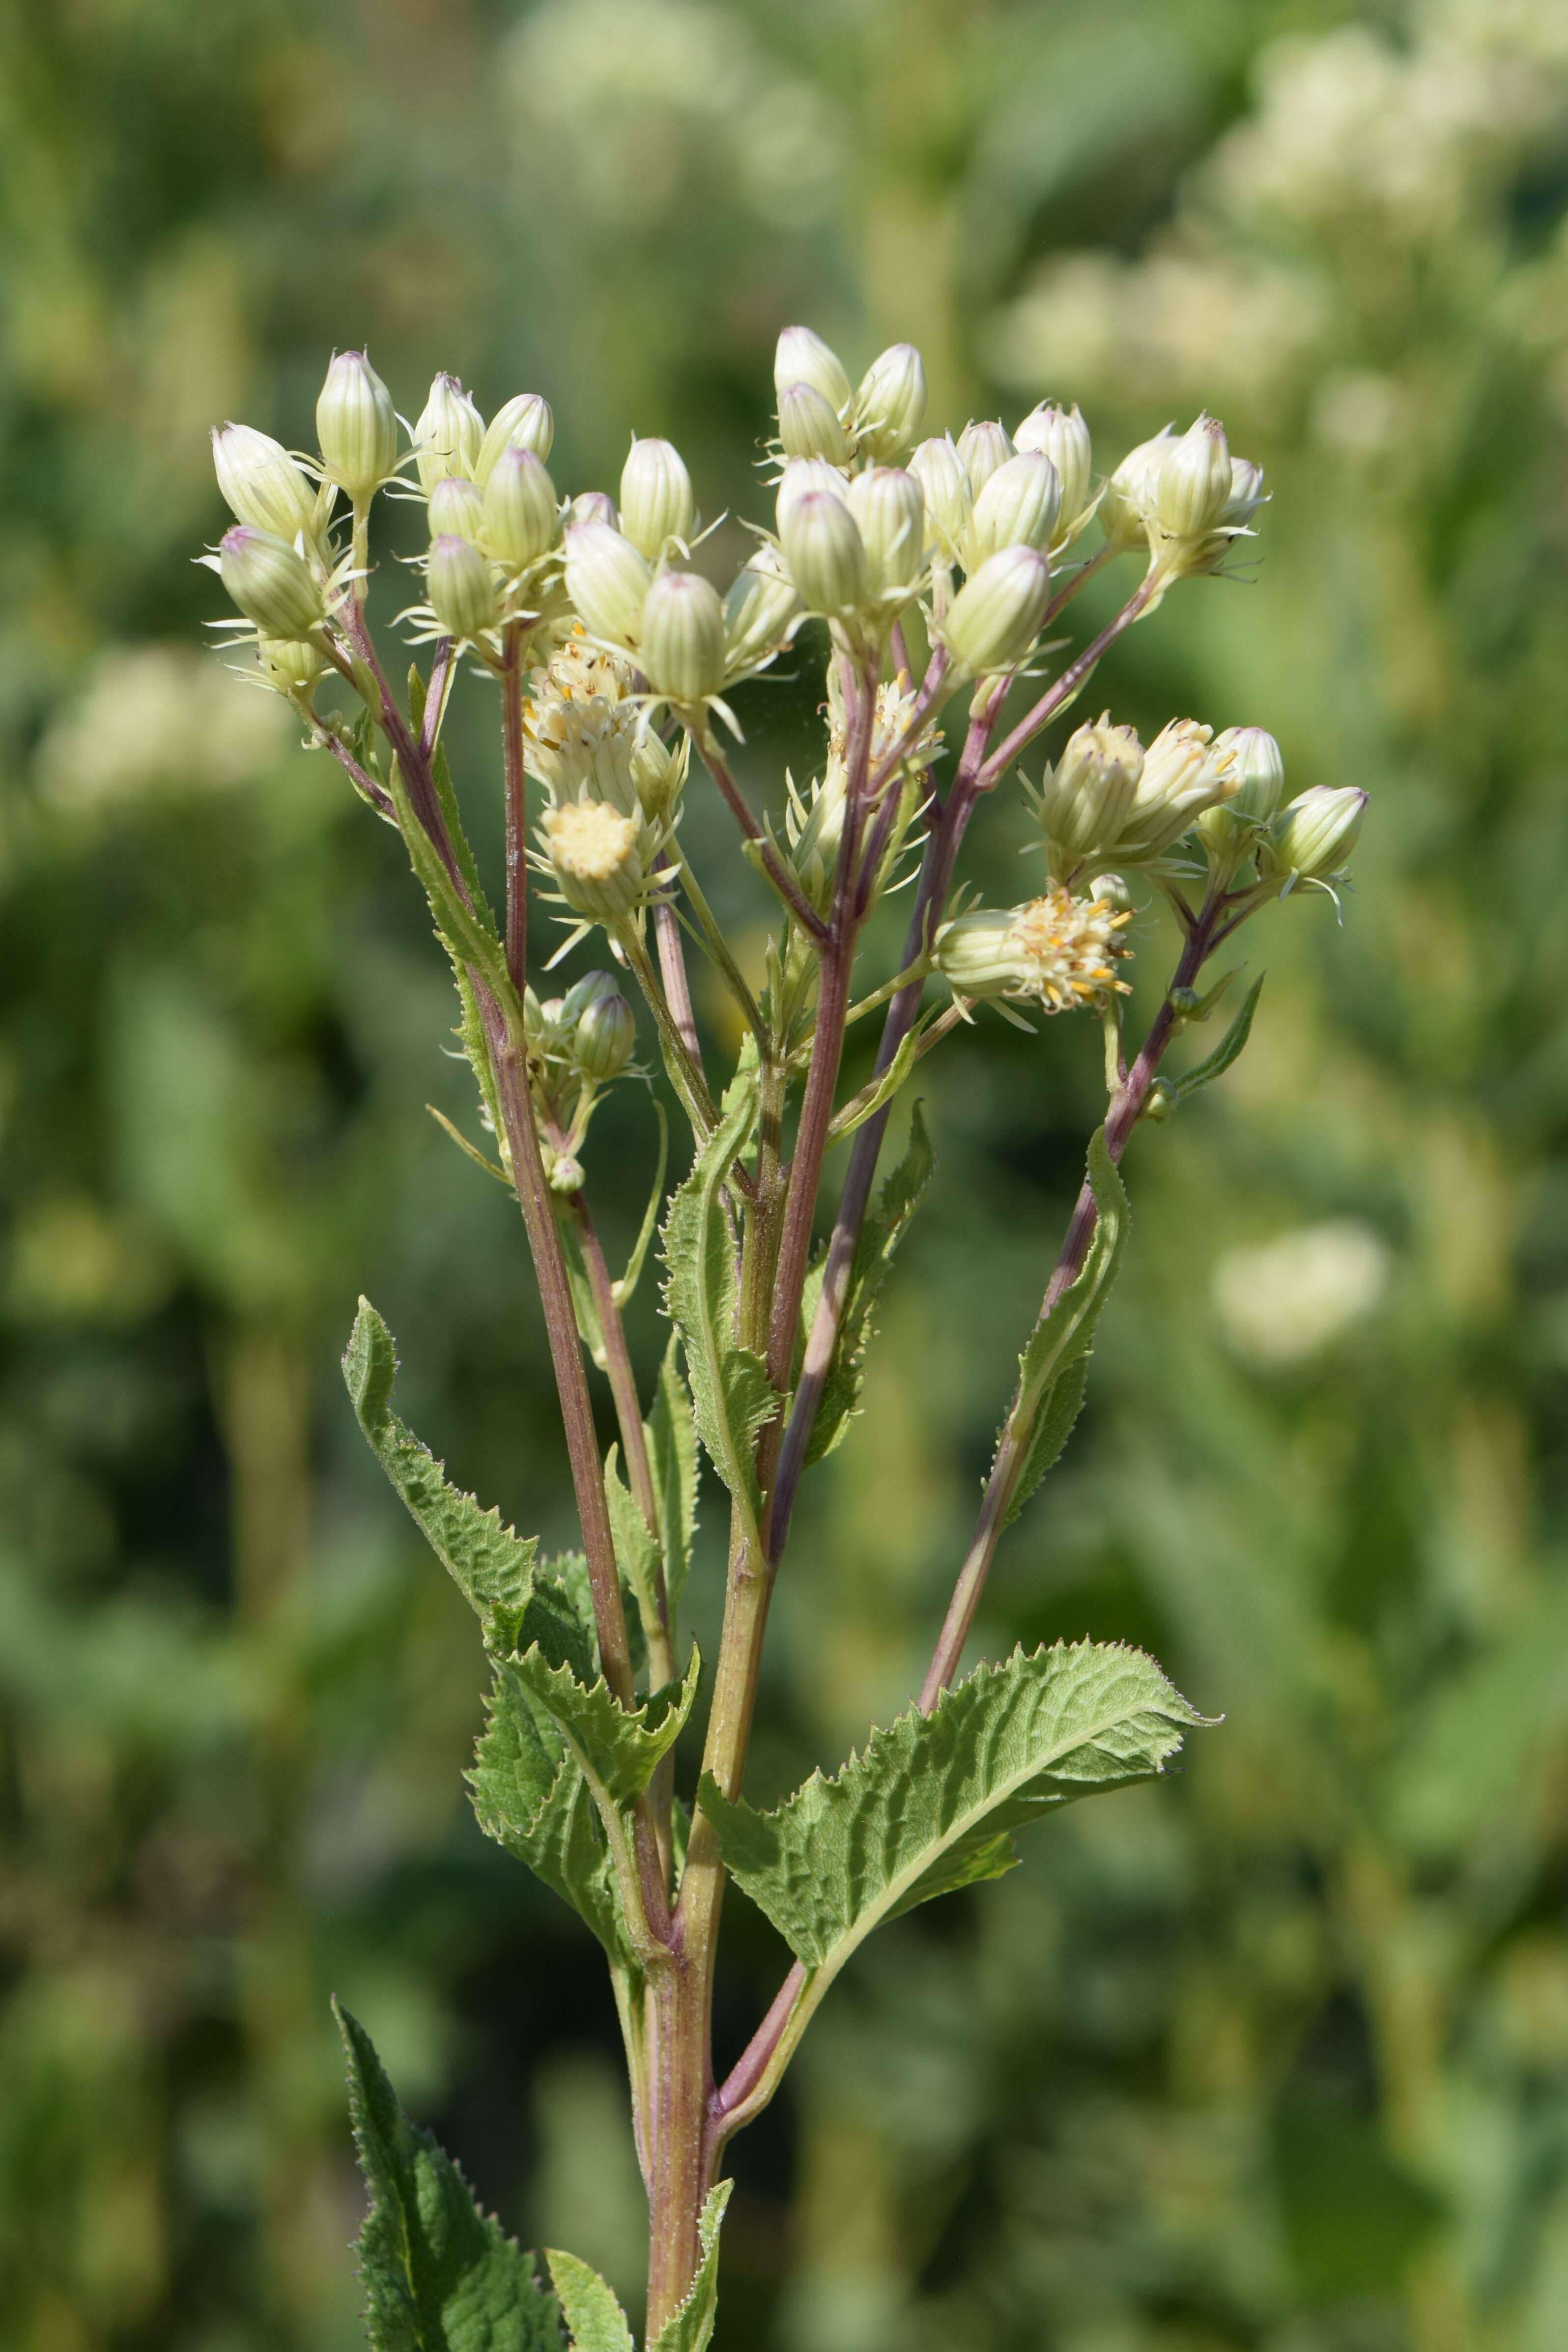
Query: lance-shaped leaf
[
  {"left": 649, "top": 2182, "right": 732, "bottom": 2352},
  {"left": 1172, "top": 972, "right": 1265, "bottom": 1102},
  {"left": 468, "top": 1665, "right": 627, "bottom": 1962},
  {"left": 646, "top": 1337, "right": 699, "bottom": 1621},
  {"left": 804, "top": 1103, "right": 934, "bottom": 1467},
  {"left": 344, "top": 1298, "right": 539, "bottom": 1624},
  {"left": 998, "top": 1124, "right": 1127, "bottom": 1531},
  {"left": 699, "top": 1639, "right": 1210, "bottom": 1974},
  {"left": 335, "top": 2000, "right": 561, "bottom": 2352},
  {"left": 511, "top": 1643, "right": 701, "bottom": 1810},
  {"left": 660, "top": 1082, "right": 777, "bottom": 1537},
  {"left": 604, "top": 1447, "right": 662, "bottom": 1650},
  {"left": 546, "top": 2250, "right": 632, "bottom": 2352}
]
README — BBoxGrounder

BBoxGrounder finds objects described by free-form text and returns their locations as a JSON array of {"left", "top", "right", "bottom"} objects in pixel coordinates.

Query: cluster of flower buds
[
  {"left": 523, "top": 633, "right": 681, "bottom": 938},
  {"left": 1101, "top": 414, "right": 1265, "bottom": 587},
  {"left": 772, "top": 325, "right": 929, "bottom": 469},
  {"left": 406, "top": 373, "right": 564, "bottom": 652},
  {"left": 522, "top": 970, "right": 638, "bottom": 1191},
  {"left": 935, "top": 885, "right": 1134, "bottom": 1016}
]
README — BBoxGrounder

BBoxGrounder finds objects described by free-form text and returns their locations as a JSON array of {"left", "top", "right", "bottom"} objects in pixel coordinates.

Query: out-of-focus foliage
[{"left": 2, "top": 2, "right": 1567, "bottom": 2349}]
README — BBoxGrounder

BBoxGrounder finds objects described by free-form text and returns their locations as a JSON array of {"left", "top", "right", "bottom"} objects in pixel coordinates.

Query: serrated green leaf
[
  {"left": 806, "top": 1103, "right": 934, "bottom": 1466},
  {"left": 660, "top": 1083, "right": 777, "bottom": 1538},
  {"left": 511, "top": 1643, "right": 701, "bottom": 1809},
  {"left": 604, "top": 1447, "right": 661, "bottom": 1643},
  {"left": 699, "top": 1639, "right": 1209, "bottom": 1975},
  {"left": 649, "top": 2182, "right": 732, "bottom": 2352},
  {"left": 1173, "top": 971, "right": 1265, "bottom": 1101},
  {"left": 468, "top": 1666, "right": 628, "bottom": 1962},
  {"left": 344, "top": 1299, "right": 542, "bottom": 1629},
  {"left": 335, "top": 2000, "right": 561, "bottom": 2352},
  {"left": 647, "top": 1338, "right": 699, "bottom": 1620},
  {"left": 545, "top": 2251, "right": 632, "bottom": 2352},
  {"left": 999, "top": 1126, "right": 1126, "bottom": 1530}
]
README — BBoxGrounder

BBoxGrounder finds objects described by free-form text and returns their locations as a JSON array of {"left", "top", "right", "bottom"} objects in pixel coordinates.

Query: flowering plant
[{"left": 202, "top": 324, "right": 1366, "bottom": 2348}]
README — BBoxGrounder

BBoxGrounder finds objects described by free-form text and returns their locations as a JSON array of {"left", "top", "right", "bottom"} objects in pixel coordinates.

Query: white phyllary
[
  {"left": 1112, "top": 718, "right": 1239, "bottom": 860},
  {"left": 909, "top": 436, "right": 973, "bottom": 565},
  {"left": 426, "top": 533, "right": 499, "bottom": 644},
  {"left": 1223, "top": 458, "right": 1266, "bottom": 532},
  {"left": 474, "top": 392, "right": 554, "bottom": 488},
  {"left": 846, "top": 466, "right": 925, "bottom": 603},
  {"left": 1265, "top": 785, "right": 1368, "bottom": 884},
  {"left": 1013, "top": 402, "right": 1094, "bottom": 541},
  {"left": 778, "top": 381, "right": 853, "bottom": 467},
  {"left": 483, "top": 446, "right": 559, "bottom": 568},
  {"left": 427, "top": 475, "right": 485, "bottom": 543},
  {"left": 565, "top": 519, "right": 653, "bottom": 651},
  {"left": 779, "top": 489, "right": 869, "bottom": 619},
  {"left": 1153, "top": 416, "right": 1233, "bottom": 544},
  {"left": 853, "top": 343, "right": 928, "bottom": 462},
  {"left": 1100, "top": 427, "right": 1176, "bottom": 552},
  {"left": 619, "top": 437, "right": 696, "bottom": 562},
  {"left": 218, "top": 526, "right": 327, "bottom": 642},
  {"left": 956, "top": 418, "right": 1017, "bottom": 498},
  {"left": 316, "top": 350, "right": 398, "bottom": 502},
  {"left": 211, "top": 424, "right": 317, "bottom": 543},
  {"left": 412, "top": 373, "right": 484, "bottom": 495},
  {"left": 1032, "top": 716, "right": 1144, "bottom": 862},
  {"left": 776, "top": 457, "right": 851, "bottom": 537},
  {"left": 638, "top": 571, "right": 727, "bottom": 706},
  {"left": 773, "top": 324, "right": 852, "bottom": 416},
  {"left": 966, "top": 451, "right": 1062, "bottom": 568},
  {"left": 939, "top": 544, "right": 1051, "bottom": 677},
  {"left": 724, "top": 550, "right": 801, "bottom": 677}
]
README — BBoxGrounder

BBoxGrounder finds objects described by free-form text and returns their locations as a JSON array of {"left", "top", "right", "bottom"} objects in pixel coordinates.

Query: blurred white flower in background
[
  {"left": 37, "top": 645, "right": 290, "bottom": 810},
  {"left": 506, "top": 0, "right": 843, "bottom": 231},
  {"left": 1212, "top": 1219, "right": 1391, "bottom": 1368}
]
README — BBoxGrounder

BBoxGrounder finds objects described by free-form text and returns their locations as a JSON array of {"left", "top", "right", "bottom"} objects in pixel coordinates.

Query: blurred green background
[{"left": 5, "top": 1, "right": 1568, "bottom": 2347}]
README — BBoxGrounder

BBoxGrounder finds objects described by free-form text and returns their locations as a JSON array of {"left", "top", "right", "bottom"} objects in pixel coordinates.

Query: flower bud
[
  {"left": 854, "top": 343, "right": 927, "bottom": 462},
  {"left": 957, "top": 419, "right": 1016, "bottom": 497},
  {"left": 1100, "top": 429, "right": 1174, "bottom": 552},
  {"left": 935, "top": 886, "right": 1132, "bottom": 1012},
  {"left": 724, "top": 552, "right": 800, "bottom": 674},
  {"left": 546, "top": 1149, "right": 585, "bottom": 1195},
  {"left": 564, "top": 520, "right": 652, "bottom": 650},
  {"left": 1013, "top": 402, "right": 1093, "bottom": 537},
  {"left": 1265, "top": 786, "right": 1367, "bottom": 883},
  {"left": 427, "top": 474, "right": 485, "bottom": 542},
  {"left": 218, "top": 526, "right": 326, "bottom": 641},
  {"left": 257, "top": 637, "right": 327, "bottom": 692},
  {"left": 1154, "top": 415, "right": 1233, "bottom": 542},
  {"left": 780, "top": 490, "right": 869, "bottom": 618},
  {"left": 427, "top": 533, "right": 499, "bottom": 642},
  {"left": 778, "top": 381, "right": 852, "bottom": 466},
  {"left": 939, "top": 545, "right": 1051, "bottom": 677},
  {"left": 1085, "top": 870, "right": 1132, "bottom": 914},
  {"left": 541, "top": 798, "right": 645, "bottom": 922},
  {"left": 211, "top": 424, "right": 316, "bottom": 541},
  {"left": 968, "top": 451, "right": 1061, "bottom": 566},
  {"left": 316, "top": 351, "right": 398, "bottom": 501},
  {"left": 909, "top": 436, "right": 973, "bottom": 563},
  {"left": 773, "top": 325, "right": 852, "bottom": 415},
  {"left": 1214, "top": 725, "right": 1285, "bottom": 821},
  {"left": 629, "top": 721, "right": 683, "bottom": 821},
  {"left": 846, "top": 466, "right": 924, "bottom": 600},
  {"left": 619, "top": 436, "right": 696, "bottom": 560},
  {"left": 1140, "top": 1079, "right": 1176, "bottom": 1123},
  {"left": 413, "top": 373, "right": 484, "bottom": 494},
  {"left": 639, "top": 570, "right": 726, "bottom": 705},
  {"left": 483, "top": 445, "right": 559, "bottom": 567},
  {"left": 475, "top": 392, "right": 554, "bottom": 487},
  {"left": 566, "top": 971, "right": 636, "bottom": 1080},
  {"left": 1113, "top": 718, "right": 1238, "bottom": 860},
  {"left": 1033, "top": 716, "right": 1143, "bottom": 860},
  {"left": 775, "top": 457, "right": 850, "bottom": 536},
  {"left": 570, "top": 490, "right": 618, "bottom": 530}
]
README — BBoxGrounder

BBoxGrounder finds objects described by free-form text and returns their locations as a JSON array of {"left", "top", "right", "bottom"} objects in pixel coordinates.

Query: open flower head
[{"left": 937, "top": 885, "right": 1133, "bottom": 1014}]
